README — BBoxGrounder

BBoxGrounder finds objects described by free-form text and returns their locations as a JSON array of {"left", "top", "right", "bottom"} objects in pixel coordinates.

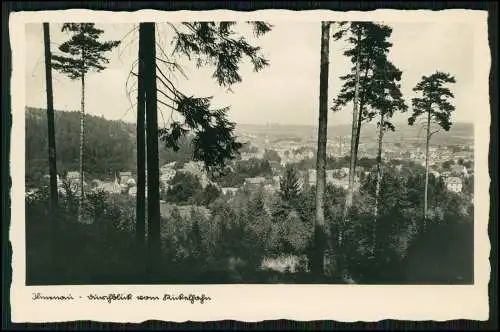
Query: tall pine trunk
[
  {"left": 424, "top": 110, "right": 431, "bottom": 224},
  {"left": 374, "top": 113, "right": 384, "bottom": 218},
  {"left": 44, "top": 22, "right": 60, "bottom": 272},
  {"left": 353, "top": 101, "right": 363, "bottom": 169},
  {"left": 373, "top": 112, "right": 384, "bottom": 253},
  {"left": 342, "top": 30, "right": 362, "bottom": 226},
  {"left": 143, "top": 23, "right": 161, "bottom": 277},
  {"left": 311, "top": 21, "right": 331, "bottom": 278},
  {"left": 78, "top": 73, "right": 85, "bottom": 223},
  {"left": 136, "top": 25, "right": 147, "bottom": 262},
  {"left": 353, "top": 58, "right": 372, "bottom": 171},
  {"left": 43, "top": 23, "right": 58, "bottom": 218}
]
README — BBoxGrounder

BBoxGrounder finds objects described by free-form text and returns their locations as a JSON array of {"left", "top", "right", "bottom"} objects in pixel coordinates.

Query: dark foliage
[
  {"left": 162, "top": 172, "right": 221, "bottom": 206},
  {"left": 52, "top": 23, "right": 121, "bottom": 79},
  {"left": 26, "top": 159, "right": 473, "bottom": 284},
  {"left": 25, "top": 107, "right": 136, "bottom": 186},
  {"left": 214, "top": 158, "right": 273, "bottom": 187},
  {"left": 409, "top": 71, "right": 457, "bottom": 131}
]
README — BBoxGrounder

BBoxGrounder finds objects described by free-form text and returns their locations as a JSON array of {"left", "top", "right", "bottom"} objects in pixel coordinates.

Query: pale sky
[{"left": 25, "top": 20, "right": 476, "bottom": 126}]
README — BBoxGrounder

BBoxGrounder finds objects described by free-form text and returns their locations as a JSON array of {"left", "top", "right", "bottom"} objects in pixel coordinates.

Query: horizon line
[{"left": 25, "top": 105, "right": 474, "bottom": 127}]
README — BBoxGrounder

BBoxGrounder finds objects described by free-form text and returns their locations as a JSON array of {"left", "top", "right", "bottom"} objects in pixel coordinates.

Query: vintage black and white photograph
[
  {"left": 9, "top": 8, "right": 491, "bottom": 322},
  {"left": 21, "top": 15, "right": 483, "bottom": 286}
]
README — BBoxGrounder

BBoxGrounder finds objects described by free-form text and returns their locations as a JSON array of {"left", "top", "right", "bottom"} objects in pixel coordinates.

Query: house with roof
[
  {"left": 62, "top": 171, "right": 88, "bottom": 195},
  {"left": 119, "top": 171, "right": 133, "bottom": 185},
  {"left": 67, "top": 171, "right": 80, "bottom": 181}
]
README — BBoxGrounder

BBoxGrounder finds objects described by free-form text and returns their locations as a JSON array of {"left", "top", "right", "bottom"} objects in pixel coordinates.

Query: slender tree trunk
[
  {"left": 43, "top": 22, "right": 60, "bottom": 273},
  {"left": 304, "top": 169, "right": 310, "bottom": 192},
  {"left": 374, "top": 114, "right": 384, "bottom": 218},
  {"left": 424, "top": 110, "right": 431, "bottom": 224},
  {"left": 143, "top": 23, "right": 161, "bottom": 278},
  {"left": 136, "top": 26, "right": 147, "bottom": 261},
  {"left": 373, "top": 112, "right": 384, "bottom": 253},
  {"left": 78, "top": 74, "right": 85, "bottom": 223},
  {"left": 353, "top": 58, "right": 372, "bottom": 171},
  {"left": 311, "top": 21, "right": 331, "bottom": 278},
  {"left": 342, "top": 30, "right": 362, "bottom": 226},
  {"left": 353, "top": 102, "right": 363, "bottom": 170},
  {"left": 43, "top": 23, "right": 58, "bottom": 218}
]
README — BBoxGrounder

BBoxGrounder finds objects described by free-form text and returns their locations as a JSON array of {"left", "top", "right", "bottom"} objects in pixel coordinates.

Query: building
[
  {"left": 444, "top": 176, "right": 463, "bottom": 193},
  {"left": 95, "top": 177, "right": 121, "bottom": 194},
  {"left": 272, "top": 176, "right": 281, "bottom": 187},
  {"left": 160, "top": 162, "right": 176, "bottom": 172},
  {"left": 328, "top": 178, "right": 350, "bottom": 190},
  {"left": 180, "top": 161, "right": 212, "bottom": 188},
  {"left": 269, "top": 161, "right": 281, "bottom": 173},
  {"left": 263, "top": 184, "right": 278, "bottom": 193},
  {"left": 307, "top": 169, "right": 317, "bottom": 187},
  {"left": 126, "top": 178, "right": 136, "bottom": 187},
  {"left": 120, "top": 183, "right": 129, "bottom": 194},
  {"left": 244, "top": 177, "right": 267, "bottom": 189},
  {"left": 429, "top": 170, "right": 441, "bottom": 178},
  {"left": 64, "top": 171, "right": 87, "bottom": 195},
  {"left": 159, "top": 163, "right": 177, "bottom": 187},
  {"left": 325, "top": 170, "right": 337, "bottom": 184},
  {"left": 441, "top": 171, "right": 452, "bottom": 178},
  {"left": 339, "top": 167, "right": 350, "bottom": 177},
  {"left": 119, "top": 171, "right": 133, "bottom": 185},
  {"left": 128, "top": 186, "right": 137, "bottom": 197},
  {"left": 222, "top": 187, "right": 239, "bottom": 195},
  {"left": 260, "top": 255, "right": 308, "bottom": 274},
  {"left": 67, "top": 171, "right": 80, "bottom": 181}
]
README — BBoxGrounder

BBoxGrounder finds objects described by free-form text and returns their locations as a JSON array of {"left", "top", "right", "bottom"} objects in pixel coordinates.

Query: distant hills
[
  {"left": 25, "top": 107, "right": 193, "bottom": 186},
  {"left": 26, "top": 107, "right": 137, "bottom": 185},
  {"left": 235, "top": 122, "right": 474, "bottom": 145}
]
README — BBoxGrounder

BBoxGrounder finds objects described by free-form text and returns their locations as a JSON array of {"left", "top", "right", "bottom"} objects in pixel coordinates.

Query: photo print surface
[{"left": 9, "top": 8, "right": 491, "bottom": 323}]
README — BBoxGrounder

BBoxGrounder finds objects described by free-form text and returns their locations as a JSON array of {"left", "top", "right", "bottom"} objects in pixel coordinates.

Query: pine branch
[
  {"left": 156, "top": 64, "right": 185, "bottom": 99},
  {"left": 157, "top": 98, "right": 178, "bottom": 111},
  {"left": 429, "top": 127, "right": 441, "bottom": 138}
]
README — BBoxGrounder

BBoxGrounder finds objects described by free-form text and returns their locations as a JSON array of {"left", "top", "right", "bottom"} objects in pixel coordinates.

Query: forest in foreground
[{"left": 26, "top": 159, "right": 474, "bottom": 284}]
